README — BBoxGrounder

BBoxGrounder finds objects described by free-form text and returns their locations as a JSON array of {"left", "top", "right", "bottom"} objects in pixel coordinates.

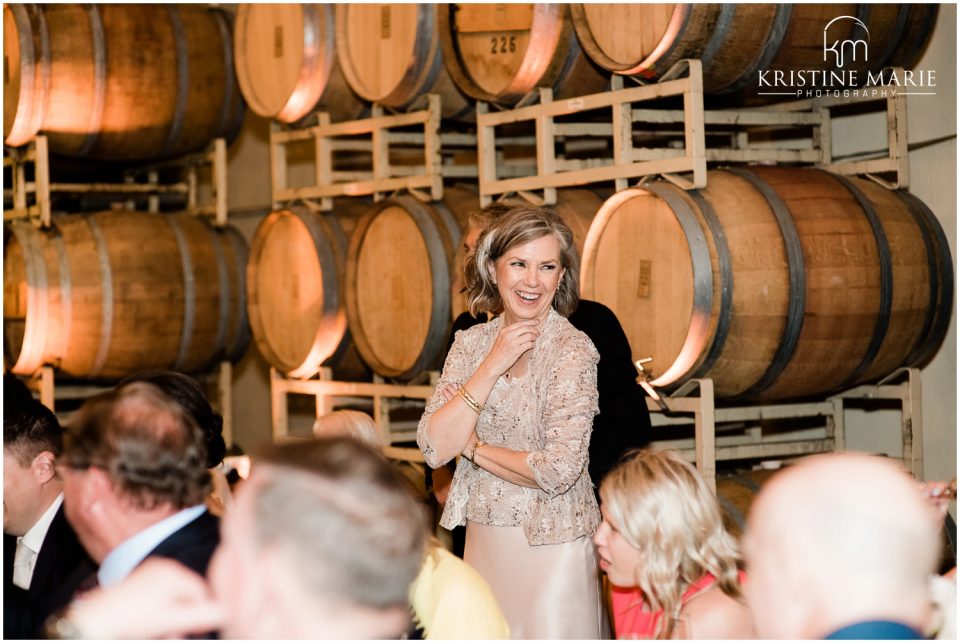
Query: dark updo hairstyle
[{"left": 118, "top": 371, "right": 226, "bottom": 468}]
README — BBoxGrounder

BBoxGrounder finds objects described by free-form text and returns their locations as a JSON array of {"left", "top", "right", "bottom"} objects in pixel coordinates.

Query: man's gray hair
[{"left": 251, "top": 438, "right": 427, "bottom": 609}]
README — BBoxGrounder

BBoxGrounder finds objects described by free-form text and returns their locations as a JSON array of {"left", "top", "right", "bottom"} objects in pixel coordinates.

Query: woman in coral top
[{"left": 594, "top": 450, "right": 754, "bottom": 639}]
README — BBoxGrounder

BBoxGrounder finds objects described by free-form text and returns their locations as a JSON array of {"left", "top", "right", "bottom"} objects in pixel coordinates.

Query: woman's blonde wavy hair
[
  {"left": 600, "top": 449, "right": 743, "bottom": 639},
  {"left": 464, "top": 206, "right": 579, "bottom": 317}
]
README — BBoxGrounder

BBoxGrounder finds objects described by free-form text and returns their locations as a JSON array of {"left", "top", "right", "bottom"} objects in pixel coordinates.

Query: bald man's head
[{"left": 743, "top": 453, "right": 940, "bottom": 639}]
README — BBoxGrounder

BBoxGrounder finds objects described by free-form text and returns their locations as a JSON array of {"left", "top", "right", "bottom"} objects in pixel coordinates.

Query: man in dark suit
[
  {"left": 53, "top": 381, "right": 219, "bottom": 610},
  {"left": 3, "top": 396, "right": 93, "bottom": 639}
]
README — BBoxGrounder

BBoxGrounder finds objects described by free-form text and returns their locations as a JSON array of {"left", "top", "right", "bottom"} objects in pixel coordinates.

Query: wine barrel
[
  {"left": 334, "top": 4, "right": 471, "bottom": 120},
  {"left": 217, "top": 224, "right": 253, "bottom": 365},
  {"left": 233, "top": 4, "right": 366, "bottom": 124},
  {"left": 3, "top": 4, "right": 245, "bottom": 159},
  {"left": 346, "top": 187, "right": 478, "bottom": 379},
  {"left": 580, "top": 167, "right": 953, "bottom": 401},
  {"left": 449, "top": 189, "right": 607, "bottom": 320},
  {"left": 438, "top": 3, "right": 608, "bottom": 105},
  {"left": 715, "top": 468, "right": 780, "bottom": 540},
  {"left": 570, "top": 4, "right": 939, "bottom": 95},
  {"left": 3, "top": 211, "right": 250, "bottom": 380},
  {"left": 246, "top": 202, "right": 370, "bottom": 380}
]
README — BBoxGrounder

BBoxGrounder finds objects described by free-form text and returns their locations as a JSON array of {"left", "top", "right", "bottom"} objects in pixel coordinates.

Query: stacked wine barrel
[
  {"left": 580, "top": 167, "right": 952, "bottom": 401},
  {"left": 569, "top": 4, "right": 939, "bottom": 95},
  {"left": 5, "top": 211, "right": 249, "bottom": 379},
  {"left": 3, "top": 4, "right": 251, "bottom": 381},
  {"left": 234, "top": 3, "right": 948, "bottom": 403},
  {"left": 7, "top": 3, "right": 946, "bottom": 400},
  {"left": 4, "top": 3, "right": 245, "bottom": 158}
]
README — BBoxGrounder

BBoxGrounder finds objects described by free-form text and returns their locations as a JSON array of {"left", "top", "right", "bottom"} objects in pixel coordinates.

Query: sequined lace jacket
[{"left": 417, "top": 308, "right": 601, "bottom": 545}]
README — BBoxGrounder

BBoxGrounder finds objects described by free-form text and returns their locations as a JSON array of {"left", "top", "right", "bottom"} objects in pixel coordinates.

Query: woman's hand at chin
[{"left": 482, "top": 318, "right": 541, "bottom": 375}]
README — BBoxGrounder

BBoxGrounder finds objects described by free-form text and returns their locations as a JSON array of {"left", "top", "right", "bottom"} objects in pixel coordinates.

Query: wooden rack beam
[
  {"left": 269, "top": 95, "right": 478, "bottom": 210},
  {"left": 269, "top": 368, "right": 436, "bottom": 450},
  {"left": 3, "top": 137, "right": 229, "bottom": 225},
  {"left": 476, "top": 60, "right": 910, "bottom": 205},
  {"left": 644, "top": 368, "right": 923, "bottom": 491}
]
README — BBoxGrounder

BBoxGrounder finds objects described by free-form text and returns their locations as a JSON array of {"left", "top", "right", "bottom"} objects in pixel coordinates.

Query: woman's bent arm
[
  {"left": 470, "top": 443, "right": 539, "bottom": 488},
  {"left": 420, "top": 359, "right": 502, "bottom": 466},
  {"left": 418, "top": 320, "right": 541, "bottom": 466},
  {"left": 526, "top": 336, "right": 599, "bottom": 497},
  {"left": 471, "top": 334, "right": 600, "bottom": 493}
]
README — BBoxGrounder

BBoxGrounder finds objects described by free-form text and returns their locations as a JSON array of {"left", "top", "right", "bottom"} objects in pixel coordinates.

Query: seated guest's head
[
  {"left": 312, "top": 410, "right": 382, "bottom": 451},
  {"left": 3, "top": 398, "right": 64, "bottom": 536},
  {"left": 56, "top": 437, "right": 429, "bottom": 639},
  {"left": 595, "top": 449, "right": 747, "bottom": 639},
  {"left": 743, "top": 452, "right": 942, "bottom": 639},
  {"left": 60, "top": 382, "right": 210, "bottom": 563},
  {"left": 119, "top": 371, "right": 226, "bottom": 469},
  {"left": 210, "top": 438, "right": 427, "bottom": 638}
]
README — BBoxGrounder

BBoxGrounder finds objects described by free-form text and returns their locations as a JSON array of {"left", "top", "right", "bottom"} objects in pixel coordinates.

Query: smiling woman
[
  {"left": 417, "top": 206, "right": 606, "bottom": 639},
  {"left": 489, "top": 236, "right": 565, "bottom": 330}
]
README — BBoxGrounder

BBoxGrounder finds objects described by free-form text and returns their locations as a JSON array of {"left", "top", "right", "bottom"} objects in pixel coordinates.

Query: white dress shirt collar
[
  {"left": 20, "top": 492, "right": 63, "bottom": 554},
  {"left": 15, "top": 492, "right": 64, "bottom": 588}
]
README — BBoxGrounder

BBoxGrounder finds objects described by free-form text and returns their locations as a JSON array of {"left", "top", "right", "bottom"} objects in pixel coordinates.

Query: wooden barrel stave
[
  {"left": 749, "top": 167, "right": 881, "bottom": 400},
  {"left": 166, "top": 214, "right": 225, "bottom": 374},
  {"left": 233, "top": 4, "right": 366, "bottom": 124},
  {"left": 3, "top": 4, "right": 49, "bottom": 147},
  {"left": 4, "top": 4, "right": 244, "bottom": 159},
  {"left": 220, "top": 226, "right": 253, "bottom": 364},
  {"left": 885, "top": 4, "right": 939, "bottom": 72},
  {"left": 895, "top": 190, "right": 955, "bottom": 370},
  {"left": 581, "top": 167, "right": 951, "bottom": 401},
  {"left": 335, "top": 4, "right": 471, "bottom": 120},
  {"left": 3, "top": 211, "right": 248, "bottom": 380}
]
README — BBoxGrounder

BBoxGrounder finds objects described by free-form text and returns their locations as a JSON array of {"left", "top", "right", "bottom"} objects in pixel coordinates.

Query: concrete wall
[{"left": 830, "top": 5, "right": 956, "bottom": 492}]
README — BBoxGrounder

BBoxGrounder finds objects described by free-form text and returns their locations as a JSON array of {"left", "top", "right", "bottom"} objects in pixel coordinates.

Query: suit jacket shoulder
[
  {"left": 30, "top": 506, "right": 92, "bottom": 602},
  {"left": 4, "top": 506, "right": 93, "bottom": 639},
  {"left": 146, "top": 510, "right": 220, "bottom": 577}
]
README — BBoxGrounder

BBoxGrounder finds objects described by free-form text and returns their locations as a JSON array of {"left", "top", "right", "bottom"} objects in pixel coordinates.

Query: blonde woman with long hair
[{"left": 594, "top": 449, "right": 754, "bottom": 639}]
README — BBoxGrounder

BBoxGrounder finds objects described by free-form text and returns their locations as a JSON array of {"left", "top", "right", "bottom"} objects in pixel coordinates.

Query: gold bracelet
[
  {"left": 459, "top": 386, "right": 483, "bottom": 412},
  {"left": 469, "top": 440, "right": 487, "bottom": 462},
  {"left": 456, "top": 386, "right": 483, "bottom": 415}
]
